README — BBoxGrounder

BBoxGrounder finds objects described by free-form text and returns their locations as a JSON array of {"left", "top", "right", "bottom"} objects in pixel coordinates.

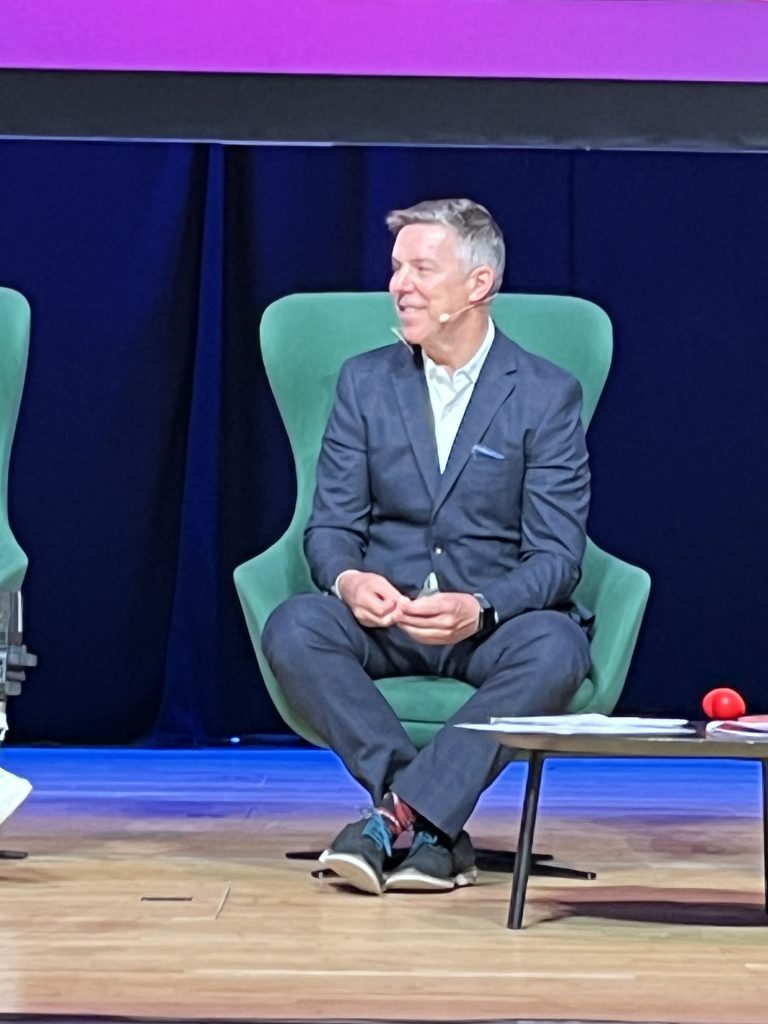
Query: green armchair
[
  {"left": 0, "top": 287, "right": 31, "bottom": 595},
  {"left": 0, "top": 286, "right": 36, "bottom": 758},
  {"left": 235, "top": 292, "right": 650, "bottom": 749}
]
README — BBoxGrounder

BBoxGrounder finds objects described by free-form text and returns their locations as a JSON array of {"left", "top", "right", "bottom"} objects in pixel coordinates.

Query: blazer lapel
[
  {"left": 432, "top": 331, "right": 518, "bottom": 514},
  {"left": 390, "top": 344, "right": 441, "bottom": 497}
]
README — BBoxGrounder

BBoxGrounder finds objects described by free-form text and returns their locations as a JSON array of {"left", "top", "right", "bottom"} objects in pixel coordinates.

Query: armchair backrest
[
  {"left": 260, "top": 292, "right": 613, "bottom": 545},
  {"left": 0, "top": 288, "right": 31, "bottom": 591}
]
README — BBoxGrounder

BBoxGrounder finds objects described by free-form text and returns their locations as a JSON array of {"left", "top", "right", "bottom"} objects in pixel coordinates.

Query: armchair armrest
[{"left": 573, "top": 539, "right": 651, "bottom": 714}]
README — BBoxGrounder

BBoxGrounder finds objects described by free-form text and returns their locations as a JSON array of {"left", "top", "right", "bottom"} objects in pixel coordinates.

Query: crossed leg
[{"left": 263, "top": 592, "right": 590, "bottom": 838}]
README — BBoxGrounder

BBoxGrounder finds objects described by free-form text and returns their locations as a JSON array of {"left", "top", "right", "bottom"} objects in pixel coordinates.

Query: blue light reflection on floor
[{"left": 0, "top": 746, "right": 761, "bottom": 821}]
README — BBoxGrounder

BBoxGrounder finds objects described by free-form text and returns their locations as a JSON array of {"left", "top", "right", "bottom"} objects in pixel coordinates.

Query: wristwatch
[{"left": 473, "top": 593, "right": 499, "bottom": 635}]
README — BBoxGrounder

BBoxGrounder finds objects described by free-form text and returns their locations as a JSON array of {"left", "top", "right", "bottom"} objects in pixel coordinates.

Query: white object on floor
[{"left": 0, "top": 766, "right": 32, "bottom": 826}]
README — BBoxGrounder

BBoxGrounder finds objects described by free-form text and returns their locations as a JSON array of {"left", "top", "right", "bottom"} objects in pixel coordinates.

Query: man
[{"left": 263, "top": 198, "right": 592, "bottom": 896}]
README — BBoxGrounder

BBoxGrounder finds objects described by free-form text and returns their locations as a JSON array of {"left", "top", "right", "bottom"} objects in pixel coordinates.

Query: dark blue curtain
[{"left": 1, "top": 140, "right": 767, "bottom": 743}]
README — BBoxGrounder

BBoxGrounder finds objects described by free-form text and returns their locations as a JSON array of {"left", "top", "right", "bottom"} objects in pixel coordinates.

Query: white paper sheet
[
  {"left": 457, "top": 713, "right": 694, "bottom": 736},
  {"left": 705, "top": 717, "right": 768, "bottom": 738}
]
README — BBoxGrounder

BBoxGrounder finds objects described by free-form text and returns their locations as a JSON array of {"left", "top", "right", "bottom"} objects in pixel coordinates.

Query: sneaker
[
  {"left": 0, "top": 767, "right": 32, "bottom": 826},
  {"left": 318, "top": 813, "right": 392, "bottom": 896},
  {"left": 384, "top": 828, "right": 477, "bottom": 892}
]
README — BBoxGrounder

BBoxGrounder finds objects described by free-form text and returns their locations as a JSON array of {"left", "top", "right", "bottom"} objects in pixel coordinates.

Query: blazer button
[{"left": 433, "top": 545, "right": 444, "bottom": 555}]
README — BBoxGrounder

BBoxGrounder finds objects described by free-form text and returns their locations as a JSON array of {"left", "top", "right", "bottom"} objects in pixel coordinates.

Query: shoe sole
[
  {"left": 0, "top": 777, "right": 32, "bottom": 827},
  {"left": 384, "top": 866, "right": 478, "bottom": 892},
  {"left": 318, "top": 849, "right": 384, "bottom": 896}
]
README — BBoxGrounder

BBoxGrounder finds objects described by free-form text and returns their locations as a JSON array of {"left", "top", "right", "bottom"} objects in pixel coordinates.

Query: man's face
[{"left": 389, "top": 223, "right": 474, "bottom": 346}]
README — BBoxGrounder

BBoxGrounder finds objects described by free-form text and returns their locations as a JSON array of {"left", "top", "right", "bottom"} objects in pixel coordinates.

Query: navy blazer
[{"left": 305, "top": 327, "right": 591, "bottom": 627}]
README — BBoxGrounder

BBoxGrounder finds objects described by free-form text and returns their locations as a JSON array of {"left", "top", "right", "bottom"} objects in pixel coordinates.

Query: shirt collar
[{"left": 423, "top": 318, "right": 496, "bottom": 383}]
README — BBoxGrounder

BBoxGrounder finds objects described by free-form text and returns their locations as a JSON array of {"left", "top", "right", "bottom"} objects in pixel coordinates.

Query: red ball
[{"left": 701, "top": 687, "right": 746, "bottom": 720}]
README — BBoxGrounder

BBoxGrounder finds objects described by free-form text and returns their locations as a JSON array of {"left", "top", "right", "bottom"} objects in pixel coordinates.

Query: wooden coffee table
[{"left": 490, "top": 727, "right": 768, "bottom": 929}]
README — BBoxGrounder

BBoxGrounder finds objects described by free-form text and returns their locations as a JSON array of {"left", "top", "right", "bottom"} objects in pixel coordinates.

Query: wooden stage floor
[{"left": 0, "top": 746, "right": 766, "bottom": 1023}]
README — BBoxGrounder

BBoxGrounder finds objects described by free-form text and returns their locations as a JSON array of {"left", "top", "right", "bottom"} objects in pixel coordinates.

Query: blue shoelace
[
  {"left": 409, "top": 830, "right": 439, "bottom": 855},
  {"left": 361, "top": 811, "right": 393, "bottom": 857}
]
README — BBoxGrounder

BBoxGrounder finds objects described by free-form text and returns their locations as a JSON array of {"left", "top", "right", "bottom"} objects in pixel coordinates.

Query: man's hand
[
  {"left": 396, "top": 592, "right": 481, "bottom": 646},
  {"left": 338, "top": 571, "right": 409, "bottom": 628}
]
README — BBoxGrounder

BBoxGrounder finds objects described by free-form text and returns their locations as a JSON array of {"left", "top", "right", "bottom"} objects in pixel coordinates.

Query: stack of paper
[
  {"left": 705, "top": 716, "right": 768, "bottom": 738},
  {"left": 457, "top": 713, "right": 694, "bottom": 736}
]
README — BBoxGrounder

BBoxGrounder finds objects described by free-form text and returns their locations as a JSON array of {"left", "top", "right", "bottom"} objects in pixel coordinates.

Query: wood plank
[{"left": 0, "top": 748, "right": 765, "bottom": 1021}]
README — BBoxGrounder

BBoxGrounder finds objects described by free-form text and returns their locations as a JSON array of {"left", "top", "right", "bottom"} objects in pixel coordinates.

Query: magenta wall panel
[{"left": 2, "top": 0, "right": 768, "bottom": 82}]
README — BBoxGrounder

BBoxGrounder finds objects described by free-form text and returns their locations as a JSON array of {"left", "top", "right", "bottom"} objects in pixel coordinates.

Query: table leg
[
  {"left": 507, "top": 750, "right": 545, "bottom": 930},
  {"left": 762, "top": 760, "right": 768, "bottom": 916}
]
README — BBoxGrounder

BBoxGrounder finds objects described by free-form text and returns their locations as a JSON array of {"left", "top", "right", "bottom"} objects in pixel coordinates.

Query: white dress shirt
[
  {"left": 423, "top": 319, "right": 495, "bottom": 473},
  {"left": 333, "top": 320, "right": 496, "bottom": 598}
]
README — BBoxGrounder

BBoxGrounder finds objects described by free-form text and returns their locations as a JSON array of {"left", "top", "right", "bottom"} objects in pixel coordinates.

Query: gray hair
[{"left": 386, "top": 198, "right": 505, "bottom": 297}]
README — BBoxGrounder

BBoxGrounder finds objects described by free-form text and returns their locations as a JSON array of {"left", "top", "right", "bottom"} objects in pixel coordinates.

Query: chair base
[
  {"left": 288, "top": 847, "right": 596, "bottom": 881},
  {"left": 475, "top": 847, "right": 596, "bottom": 880}
]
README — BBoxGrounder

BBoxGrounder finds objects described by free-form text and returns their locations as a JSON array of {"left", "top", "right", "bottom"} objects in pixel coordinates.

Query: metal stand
[
  {"left": 508, "top": 750, "right": 545, "bottom": 929},
  {"left": 0, "top": 590, "right": 36, "bottom": 861},
  {"left": 288, "top": 847, "right": 592, "bottom": 874},
  {"left": 762, "top": 760, "right": 768, "bottom": 915},
  {"left": 0, "top": 591, "right": 37, "bottom": 699},
  {"left": 475, "top": 848, "right": 595, "bottom": 880},
  {"left": 295, "top": 847, "right": 594, "bottom": 883},
  {"left": 289, "top": 751, "right": 596, "bottom": 888}
]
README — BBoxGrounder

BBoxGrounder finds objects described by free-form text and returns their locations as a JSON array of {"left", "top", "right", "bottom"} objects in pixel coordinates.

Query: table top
[{"left": 490, "top": 724, "right": 768, "bottom": 760}]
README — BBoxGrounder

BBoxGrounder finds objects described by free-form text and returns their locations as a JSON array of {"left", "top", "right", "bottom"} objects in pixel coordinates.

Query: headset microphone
[{"left": 437, "top": 298, "right": 490, "bottom": 324}]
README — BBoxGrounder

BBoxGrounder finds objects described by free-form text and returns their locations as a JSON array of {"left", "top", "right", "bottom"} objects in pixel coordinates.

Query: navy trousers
[{"left": 263, "top": 593, "right": 590, "bottom": 839}]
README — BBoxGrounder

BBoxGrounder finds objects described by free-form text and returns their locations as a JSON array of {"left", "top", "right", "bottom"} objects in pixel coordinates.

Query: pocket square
[{"left": 471, "top": 444, "right": 505, "bottom": 460}]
